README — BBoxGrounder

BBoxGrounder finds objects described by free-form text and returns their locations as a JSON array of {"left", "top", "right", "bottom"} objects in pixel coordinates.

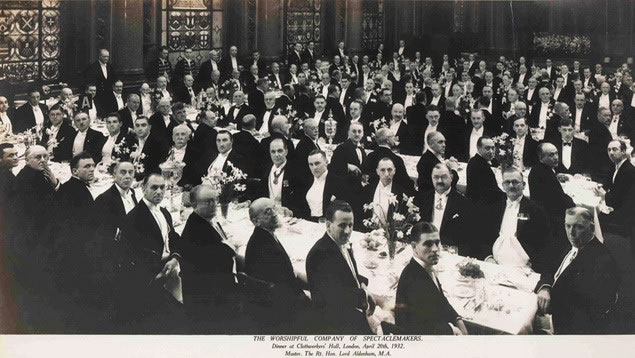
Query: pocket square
[
  {"left": 452, "top": 213, "right": 459, "bottom": 219},
  {"left": 330, "top": 195, "right": 336, "bottom": 202}
]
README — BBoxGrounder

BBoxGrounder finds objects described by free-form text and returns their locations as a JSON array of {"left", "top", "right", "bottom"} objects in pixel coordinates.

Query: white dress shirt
[
  {"left": 115, "top": 93, "right": 124, "bottom": 110},
  {"left": 73, "top": 130, "right": 87, "bottom": 156},
  {"left": 339, "top": 87, "right": 348, "bottom": 106},
  {"left": 102, "top": 134, "right": 118, "bottom": 162},
  {"left": 231, "top": 56, "right": 238, "bottom": 71},
  {"left": 390, "top": 120, "right": 402, "bottom": 137},
  {"left": 469, "top": 127, "right": 484, "bottom": 158},
  {"left": 609, "top": 114, "right": 619, "bottom": 138},
  {"left": 273, "top": 74, "right": 282, "bottom": 89},
  {"left": 553, "top": 87, "right": 562, "bottom": 101},
  {"left": 116, "top": 183, "right": 136, "bottom": 214},
  {"left": 492, "top": 197, "right": 530, "bottom": 267},
  {"left": 404, "top": 94, "right": 413, "bottom": 109},
  {"left": 372, "top": 181, "right": 393, "bottom": 223},
  {"left": 613, "top": 158, "right": 627, "bottom": 184},
  {"left": 538, "top": 103, "right": 549, "bottom": 128},
  {"left": 100, "top": 62, "right": 108, "bottom": 79},
  {"left": 431, "top": 96, "right": 441, "bottom": 106},
  {"left": 172, "top": 144, "right": 187, "bottom": 162},
  {"left": 574, "top": 108, "right": 583, "bottom": 130},
  {"left": 88, "top": 100, "right": 98, "bottom": 121},
  {"left": 268, "top": 163, "right": 286, "bottom": 205},
  {"left": 306, "top": 170, "right": 328, "bottom": 217},
  {"left": 599, "top": 93, "right": 610, "bottom": 109},
  {"left": 432, "top": 188, "right": 451, "bottom": 234},
  {"left": 631, "top": 93, "right": 635, "bottom": 108},
  {"left": 142, "top": 198, "right": 171, "bottom": 259},
  {"left": 562, "top": 140, "right": 573, "bottom": 169},
  {"left": 163, "top": 114, "right": 171, "bottom": 129},
  {"left": 32, "top": 105, "right": 44, "bottom": 126},
  {"left": 313, "top": 110, "right": 324, "bottom": 122},
  {"left": 209, "top": 149, "right": 230, "bottom": 173},
  {"left": 554, "top": 247, "right": 578, "bottom": 283},
  {"left": 321, "top": 85, "right": 329, "bottom": 98},
  {"left": 328, "top": 234, "right": 360, "bottom": 288},
  {"left": 211, "top": 60, "right": 219, "bottom": 73},
  {"left": 517, "top": 73, "right": 526, "bottom": 85}
]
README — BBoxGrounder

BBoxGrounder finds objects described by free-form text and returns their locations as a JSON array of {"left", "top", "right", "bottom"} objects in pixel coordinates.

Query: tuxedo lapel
[{"left": 139, "top": 201, "right": 163, "bottom": 247}]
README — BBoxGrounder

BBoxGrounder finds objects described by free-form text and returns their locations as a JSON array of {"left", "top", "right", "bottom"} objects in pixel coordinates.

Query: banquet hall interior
[{"left": 0, "top": 0, "right": 635, "bottom": 336}]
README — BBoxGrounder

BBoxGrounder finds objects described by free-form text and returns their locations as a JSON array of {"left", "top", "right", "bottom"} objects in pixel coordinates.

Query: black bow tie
[{"left": 563, "top": 142, "right": 572, "bottom": 146}]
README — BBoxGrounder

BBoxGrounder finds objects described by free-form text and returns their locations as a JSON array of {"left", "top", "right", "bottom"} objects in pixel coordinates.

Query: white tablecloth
[{"left": 217, "top": 206, "right": 540, "bottom": 335}]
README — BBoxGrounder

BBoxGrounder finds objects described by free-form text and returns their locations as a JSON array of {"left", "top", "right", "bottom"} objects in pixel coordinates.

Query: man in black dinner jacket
[
  {"left": 363, "top": 127, "right": 415, "bottom": 196},
  {"left": 395, "top": 222, "right": 467, "bottom": 335},
  {"left": 306, "top": 200, "right": 374, "bottom": 334},
  {"left": 535, "top": 207, "right": 619, "bottom": 334},
  {"left": 419, "top": 163, "right": 472, "bottom": 256},
  {"left": 245, "top": 197, "right": 310, "bottom": 333},
  {"left": 554, "top": 118, "right": 589, "bottom": 175},
  {"left": 13, "top": 88, "right": 49, "bottom": 133},
  {"left": 39, "top": 105, "right": 75, "bottom": 162},
  {"left": 416, "top": 131, "right": 458, "bottom": 196},
  {"left": 67, "top": 112, "right": 105, "bottom": 163},
  {"left": 466, "top": 136, "right": 504, "bottom": 204},
  {"left": 297, "top": 150, "right": 349, "bottom": 220},
  {"left": 119, "top": 174, "right": 184, "bottom": 333},
  {"left": 180, "top": 184, "right": 238, "bottom": 333}
]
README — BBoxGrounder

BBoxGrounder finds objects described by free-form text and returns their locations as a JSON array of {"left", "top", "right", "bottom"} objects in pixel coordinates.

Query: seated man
[
  {"left": 297, "top": 150, "right": 348, "bottom": 221},
  {"left": 180, "top": 184, "right": 238, "bottom": 333},
  {"left": 258, "top": 137, "right": 299, "bottom": 212},
  {"left": 39, "top": 105, "right": 75, "bottom": 162},
  {"left": 555, "top": 117, "right": 590, "bottom": 175},
  {"left": 130, "top": 116, "right": 169, "bottom": 179},
  {"left": 528, "top": 142, "right": 575, "bottom": 229},
  {"left": 416, "top": 131, "right": 458, "bottom": 195},
  {"left": 535, "top": 207, "right": 619, "bottom": 334},
  {"left": 245, "top": 198, "right": 310, "bottom": 333},
  {"left": 419, "top": 163, "right": 472, "bottom": 256},
  {"left": 466, "top": 136, "right": 504, "bottom": 204},
  {"left": 482, "top": 168, "right": 551, "bottom": 272},
  {"left": 363, "top": 127, "right": 415, "bottom": 195},
  {"left": 363, "top": 157, "right": 407, "bottom": 226},
  {"left": 69, "top": 111, "right": 106, "bottom": 163},
  {"left": 101, "top": 112, "right": 135, "bottom": 166},
  {"left": 395, "top": 222, "right": 468, "bottom": 335},
  {"left": 306, "top": 200, "right": 374, "bottom": 334},
  {"left": 119, "top": 174, "right": 183, "bottom": 333},
  {"left": 597, "top": 139, "right": 635, "bottom": 236},
  {"left": 510, "top": 117, "right": 538, "bottom": 169}
]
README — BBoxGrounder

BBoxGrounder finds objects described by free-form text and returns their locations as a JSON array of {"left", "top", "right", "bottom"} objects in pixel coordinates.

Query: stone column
[
  {"left": 111, "top": 0, "right": 145, "bottom": 85},
  {"left": 257, "top": 0, "right": 283, "bottom": 62}
]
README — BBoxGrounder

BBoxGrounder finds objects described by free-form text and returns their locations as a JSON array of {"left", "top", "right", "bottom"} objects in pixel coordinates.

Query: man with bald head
[
  {"left": 195, "top": 49, "right": 221, "bottom": 90},
  {"left": 180, "top": 184, "right": 238, "bottom": 332},
  {"left": 259, "top": 115, "right": 296, "bottom": 170},
  {"left": 173, "top": 74, "right": 198, "bottom": 105},
  {"left": 363, "top": 127, "right": 415, "bottom": 195},
  {"left": 233, "top": 114, "right": 260, "bottom": 165},
  {"left": 223, "top": 91, "right": 253, "bottom": 129},
  {"left": 99, "top": 80, "right": 125, "bottom": 116},
  {"left": 15, "top": 145, "right": 60, "bottom": 252},
  {"left": 529, "top": 142, "right": 575, "bottom": 228},
  {"left": 416, "top": 131, "right": 459, "bottom": 195},
  {"left": 608, "top": 99, "right": 632, "bottom": 141},
  {"left": 293, "top": 117, "right": 322, "bottom": 183},
  {"left": 221, "top": 45, "right": 240, "bottom": 79},
  {"left": 389, "top": 103, "right": 414, "bottom": 155},
  {"left": 149, "top": 97, "right": 178, "bottom": 146},
  {"left": 245, "top": 197, "right": 310, "bottom": 333}
]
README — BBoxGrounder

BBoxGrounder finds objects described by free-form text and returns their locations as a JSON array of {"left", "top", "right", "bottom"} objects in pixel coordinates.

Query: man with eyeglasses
[
  {"left": 395, "top": 221, "right": 468, "bottom": 335},
  {"left": 481, "top": 167, "right": 551, "bottom": 271}
]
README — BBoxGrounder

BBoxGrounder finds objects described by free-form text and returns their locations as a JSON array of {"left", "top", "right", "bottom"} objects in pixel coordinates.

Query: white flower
[
  {"left": 396, "top": 231, "right": 404, "bottom": 239},
  {"left": 387, "top": 193, "right": 398, "bottom": 206},
  {"left": 393, "top": 213, "right": 405, "bottom": 222}
]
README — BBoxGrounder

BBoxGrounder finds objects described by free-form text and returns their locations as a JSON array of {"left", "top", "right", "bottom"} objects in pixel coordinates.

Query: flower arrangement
[
  {"left": 277, "top": 105, "right": 307, "bottom": 139},
  {"left": 201, "top": 160, "right": 248, "bottom": 217},
  {"left": 457, "top": 258, "right": 485, "bottom": 279},
  {"left": 533, "top": 33, "right": 591, "bottom": 55},
  {"left": 363, "top": 193, "right": 421, "bottom": 259},
  {"left": 492, "top": 133, "right": 520, "bottom": 171}
]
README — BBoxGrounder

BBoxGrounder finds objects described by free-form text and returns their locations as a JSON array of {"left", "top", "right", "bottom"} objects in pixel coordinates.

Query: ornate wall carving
[
  {"left": 362, "top": 0, "right": 383, "bottom": 50},
  {"left": 285, "top": 0, "right": 321, "bottom": 52}
]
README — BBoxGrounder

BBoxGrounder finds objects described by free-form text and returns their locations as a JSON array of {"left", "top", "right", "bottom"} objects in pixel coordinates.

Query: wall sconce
[
  {"left": 603, "top": 57, "right": 611, "bottom": 64},
  {"left": 627, "top": 57, "right": 633, "bottom": 65}
]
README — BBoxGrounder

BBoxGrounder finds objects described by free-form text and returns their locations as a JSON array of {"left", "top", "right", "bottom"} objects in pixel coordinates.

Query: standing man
[
  {"left": 306, "top": 200, "right": 374, "bottom": 334},
  {"left": 84, "top": 49, "right": 116, "bottom": 114}
]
